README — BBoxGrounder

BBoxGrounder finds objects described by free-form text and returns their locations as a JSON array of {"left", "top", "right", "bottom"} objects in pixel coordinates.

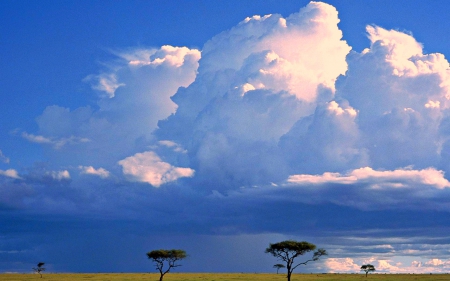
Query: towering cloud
[
  {"left": 4, "top": 1, "right": 450, "bottom": 273},
  {"left": 336, "top": 25, "right": 450, "bottom": 171},
  {"left": 154, "top": 1, "right": 351, "bottom": 189},
  {"left": 16, "top": 1, "right": 450, "bottom": 203}
]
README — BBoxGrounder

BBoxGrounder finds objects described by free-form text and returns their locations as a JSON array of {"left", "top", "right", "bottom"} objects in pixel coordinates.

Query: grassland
[{"left": 1, "top": 273, "right": 450, "bottom": 281}]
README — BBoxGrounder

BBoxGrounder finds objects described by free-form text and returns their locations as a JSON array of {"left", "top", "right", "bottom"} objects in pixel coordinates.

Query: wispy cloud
[
  {"left": 0, "top": 150, "right": 10, "bottom": 164},
  {"left": 84, "top": 73, "right": 125, "bottom": 98},
  {"left": 21, "top": 132, "right": 89, "bottom": 149},
  {"left": 157, "top": 140, "right": 188, "bottom": 153}
]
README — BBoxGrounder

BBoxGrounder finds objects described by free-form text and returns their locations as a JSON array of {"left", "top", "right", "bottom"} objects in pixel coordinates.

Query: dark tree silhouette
[
  {"left": 273, "top": 263, "right": 285, "bottom": 274},
  {"left": 32, "top": 262, "right": 45, "bottom": 278},
  {"left": 265, "top": 240, "right": 327, "bottom": 281},
  {"left": 147, "top": 249, "right": 187, "bottom": 281},
  {"left": 361, "top": 264, "right": 376, "bottom": 277}
]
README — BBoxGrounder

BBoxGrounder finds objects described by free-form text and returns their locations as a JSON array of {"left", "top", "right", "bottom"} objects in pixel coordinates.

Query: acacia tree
[
  {"left": 146, "top": 249, "right": 187, "bottom": 281},
  {"left": 32, "top": 262, "right": 45, "bottom": 278},
  {"left": 273, "top": 263, "right": 285, "bottom": 274},
  {"left": 265, "top": 240, "right": 327, "bottom": 281},
  {"left": 360, "top": 264, "right": 376, "bottom": 277}
]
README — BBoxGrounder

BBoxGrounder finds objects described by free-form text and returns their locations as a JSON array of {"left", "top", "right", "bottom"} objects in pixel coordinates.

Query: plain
[{"left": 1, "top": 273, "right": 450, "bottom": 281}]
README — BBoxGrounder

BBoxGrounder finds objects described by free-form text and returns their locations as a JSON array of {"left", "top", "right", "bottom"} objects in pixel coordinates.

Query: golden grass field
[{"left": 1, "top": 273, "right": 450, "bottom": 281}]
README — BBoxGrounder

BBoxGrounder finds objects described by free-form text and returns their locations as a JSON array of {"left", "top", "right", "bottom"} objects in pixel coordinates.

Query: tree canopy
[
  {"left": 273, "top": 263, "right": 285, "bottom": 274},
  {"left": 265, "top": 240, "right": 327, "bottom": 281},
  {"left": 361, "top": 264, "right": 376, "bottom": 277},
  {"left": 32, "top": 262, "right": 45, "bottom": 278},
  {"left": 147, "top": 249, "right": 187, "bottom": 281}
]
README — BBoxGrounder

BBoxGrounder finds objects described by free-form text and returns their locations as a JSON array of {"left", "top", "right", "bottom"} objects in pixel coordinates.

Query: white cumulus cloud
[
  {"left": 0, "top": 169, "right": 21, "bottom": 179},
  {"left": 26, "top": 45, "right": 200, "bottom": 170},
  {"left": 325, "top": 256, "right": 450, "bottom": 274},
  {"left": 19, "top": 1, "right": 450, "bottom": 208},
  {"left": 155, "top": 1, "right": 352, "bottom": 189},
  {"left": 79, "top": 166, "right": 110, "bottom": 179},
  {"left": 200, "top": 1, "right": 350, "bottom": 102},
  {"left": 287, "top": 166, "right": 450, "bottom": 189},
  {"left": 324, "top": 258, "right": 361, "bottom": 273},
  {"left": 118, "top": 151, "right": 195, "bottom": 187},
  {"left": 46, "top": 170, "right": 70, "bottom": 180}
]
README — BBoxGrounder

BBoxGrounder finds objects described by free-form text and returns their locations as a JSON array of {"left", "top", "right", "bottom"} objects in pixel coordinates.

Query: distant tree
[
  {"left": 32, "top": 262, "right": 45, "bottom": 278},
  {"left": 147, "top": 249, "right": 187, "bottom": 281},
  {"left": 265, "top": 240, "right": 327, "bottom": 281},
  {"left": 360, "top": 264, "right": 376, "bottom": 277},
  {"left": 273, "top": 263, "right": 285, "bottom": 274}
]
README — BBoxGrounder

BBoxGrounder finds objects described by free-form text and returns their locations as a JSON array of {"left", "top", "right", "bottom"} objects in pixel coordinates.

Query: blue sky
[{"left": 2, "top": 0, "right": 450, "bottom": 274}]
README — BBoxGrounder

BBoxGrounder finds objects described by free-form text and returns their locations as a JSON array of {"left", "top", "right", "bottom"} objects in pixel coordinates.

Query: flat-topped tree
[
  {"left": 265, "top": 240, "right": 327, "bottom": 281},
  {"left": 273, "top": 263, "right": 285, "bottom": 274},
  {"left": 147, "top": 249, "right": 187, "bottom": 281},
  {"left": 361, "top": 264, "right": 376, "bottom": 277},
  {"left": 32, "top": 262, "right": 45, "bottom": 278}
]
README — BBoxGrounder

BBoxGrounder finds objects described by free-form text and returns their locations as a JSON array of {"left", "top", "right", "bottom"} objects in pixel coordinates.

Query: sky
[{"left": 1, "top": 0, "right": 450, "bottom": 274}]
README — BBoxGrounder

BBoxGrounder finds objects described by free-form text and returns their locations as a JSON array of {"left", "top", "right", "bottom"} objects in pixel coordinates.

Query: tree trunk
[
  {"left": 159, "top": 273, "right": 164, "bottom": 281},
  {"left": 365, "top": 271, "right": 368, "bottom": 277},
  {"left": 287, "top": 265, "right": 292, "bottom": 281}
]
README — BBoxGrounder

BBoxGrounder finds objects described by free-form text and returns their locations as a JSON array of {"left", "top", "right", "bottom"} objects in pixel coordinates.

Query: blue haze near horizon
[{"left": 1, "top": 0, "right": 450, "bottom": 274}]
